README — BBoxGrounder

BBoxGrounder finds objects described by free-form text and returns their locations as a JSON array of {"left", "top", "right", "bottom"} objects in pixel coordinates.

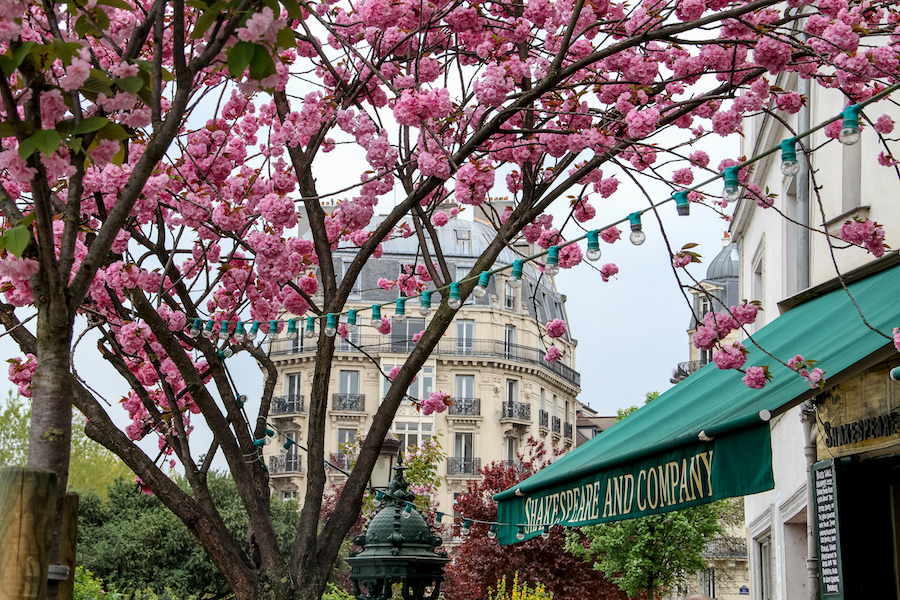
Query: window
[
  {"left": 454, "top": 432, "right": 473, "bottom": 460},
  {"left": 343, "top": 261, "right": 361, "bottom": 300},
  {"left": 391, "top": 317, "right": 425, "bottom": 352},
  {"left": 339, "top": 370, "right": 359, "bottom": 395},
  {"left": 700, "top": 347, "right": 712, "bottom": 365},
  {"left": 282, "top": 491, "right": 298, "bottom": 502},
  {"left": 506, "top": 437, "right": 518, "bottom": 463},
  {"left": 338, "top": 320, "right": 360, "bottom": 351},
  {"left": 565, "top": 400, "right": 571, "bottom": 424},
  {"left": 504, "top": 325, "right": 517, "bottom": 359},
  {"left": 553, "top": 395, "right": 558, "bottom": 419},
  {"left": 757, "top": 536, "right": 774, "bottom": 600},
  {"left": 699, "top": 569, "right": 715, "bottom": 598},
  {"left": 286, "top": 373, "right": 301, "bottom": 399},
  {"left": 383, "top": 364, "right": 433, "bottom": 402},
  {"left": 504, "top": 282, "right": 516, "bottom": 309},
  {"left": 699, "top": 295, "right": 712, "bottom": 318},
  {"left": 540, "top": 389, "right": 546, "bottom": 412},
  {"left": 456, "top": 319, "right": 474, "bottom": 355},
  {"left": 394, "top": 421, "right": 433, "bottom": 450},
  {"left": 337, "top": 428, "right": 357, "bottom": 461},
  {"left": 284, "top": 431, "right": 300, "bottom": 471},
  {"left": 455, "top": 374, "right": 475, "bottom": 399}
]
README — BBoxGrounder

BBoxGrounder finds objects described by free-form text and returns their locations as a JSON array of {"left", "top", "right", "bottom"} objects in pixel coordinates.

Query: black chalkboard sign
[{"left": 812, "top": 459, "right": 844, "bottom": 600}]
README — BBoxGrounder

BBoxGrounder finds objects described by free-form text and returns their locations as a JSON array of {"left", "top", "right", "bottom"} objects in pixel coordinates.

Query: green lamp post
[{"left": 347, "top": 463, "right": 450, "bottom": 600}]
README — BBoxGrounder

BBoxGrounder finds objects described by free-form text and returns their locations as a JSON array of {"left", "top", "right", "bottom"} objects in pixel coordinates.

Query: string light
[
  {"left": 488, "top": 524, "right": 497, "bottom": 539},
  {"left": 508, "top": 260, "right": 524, "bottom": 288},
  {"left": 674, "top": 191, "right": 690, "bottom": 216},
  {"left": 246, "top": 321, "right": 260, "bottom": 341},
  {"left": 516, "top": 525, "right": 525, "bottom": 541},
  {"left": 461, "top": 519, "right": 472, "bottom": 536},
  {"left": 371, "top": 305, "right": 382, "bottom": 328},
  {"left": 234, "top": 321, "right": 246, "bottom": 342},
  {"left": 252, "top": 437, "right": 271, "bottom": 447},
  {"left": 218, "top": 321, "right": 230, "bottom": 341},
  {"left": 286, "top": 318, "right": 298, "bottom": 340},
  {"left": 218, "top": 347, "right": 234, "bottom": 359},
  {"left": 542, "top": 525, "right": 551, "bottom": 540},
  {"left": 269, "top": 320, "right": 278, "bottom": 337},
  {"left": 202, "top": 320, "right": 215, "bottom": 338},
  {"left": 544, "top": 246, "right": 560, "bottom": 276},
  {"left": 586, "top": 230, "right": 601, "bottom": 261},
  {"left": 347, "top": 310, "right": 358, "bottom": 333},
  {"left": 447, "top": 283, "right": 462, "bottom": 310},
  {"left": 627, "top": 212, "right": 646, "bottom": 246},
  {"left": 190, "top": 318, "right": 202, "bottom": 337},
  {"left": 473, "top": 272, "right": 491, "bottom": 298},
  {"left": 393, "top": 298, "right": 407, "bottom": 322},
  {"left": 419, "top": 291, "right": 432, "bottom": 316},
  {"left": 840, "top": 104, "right": 862, "bottom": 145},
  {"left": 779, "top": 138, "right": 800, "bottom": 176},
  {"left": 401, "top": 502, "right": 413, "bottom": 519},
  {"left": 722, "top": 166, "right": 740, "bottom": 203},
  {"left": 304, "top": 316, "right": 315, "bottom": 338},
  {"left": 324, "top": 314, "right": 337, "bottom": 337},
  {"left": 282, "top": 437, "right": 297, "bottom": 450}
]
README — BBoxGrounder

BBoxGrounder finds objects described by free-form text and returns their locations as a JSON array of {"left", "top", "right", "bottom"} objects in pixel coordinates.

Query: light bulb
[
  {"left": 544, "top": 246, "right": 560, "bottom": 276},
  {"left": 488, "top": 525, "right": 497, "bottom": 539},
  {"left": 393, "top": 298, "right": 406, "bottom": 322},
  {"left": 202, "top": 320, "right": 215, "bottom": 338},
  {"left": 268, "top": 320, "right": 279, "bottom": 338},
  {"left": 473, "top": 271, "right": 490, "bottom": 298},
  {"left": 781, "top": 159, "right": 800, "bottom": 176},
  {"left": 219, "top": 347, "right": 234, "bottom": 359},
  {"left": 218, "top": 321, "right": 230, "bottom": 341},
  {"left": 447, "top": 282, "right": 462, "bottom": 310},
  {"left": 541, "top": 526, "right": 550, "bottom": 540},
  {"left": 324, "top": 314, "right": 337, "bottom": 337},
  {"left": 839, "top": 104, "right": 861, "bottom": 145},
  {"left": 189, "top": 318, "right": 202, "bottom": 337},
  {"left": 286, "top": 319, "right": 298, "bottom": 340},
  {"left": 722, "top": 166, "right": 741, "bottom": 203},
  {"left": 346, "top": 310, "right": 358, "bottom": 333},
  {"left": 233, "top": 322, "right": 246, "bottom": 342},
  {"left": 304, "top": 317, "right": 315, "bottom": 338},
  {"left": 779, "top": 139, "right": 800, "bottom": 177},
  {"left": 461, "top": 520, "right": 471, "bottom": 536},
  {"left": 630, "top": 228, "right": 646, "bottom": 246},
  {"left": 674, "top": 190, "right": 690, "bottom": 216},
  {"left": 586, "top": 231, "right": 601, "bottom": 261},
  {"left": 508, "top": 260, "right": 524, "bottom": 289},
  {"left": 419, "top": 305, "right": 432, "bottom": 317},
  {"left": 246, "top": 321, "right": 260, "bottom": 341},
  {"left": 402, "top": 503, "right": 412, "bottom": 519},
  {"left": 516, "top": 526, "right": 525, "bottom": 541},
  {"left": 370, "top": 305, "right": 382, "bottom": 328}
]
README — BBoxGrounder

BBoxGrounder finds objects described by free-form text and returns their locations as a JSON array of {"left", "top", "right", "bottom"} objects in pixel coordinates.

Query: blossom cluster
[{"left": 840, "top": 219, "right": 887, "bottom": 258}]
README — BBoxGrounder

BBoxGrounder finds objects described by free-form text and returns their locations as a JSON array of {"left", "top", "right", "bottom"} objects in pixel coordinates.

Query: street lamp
[{"left": 348, "top": 463, "right": 450, "bottom": 600}]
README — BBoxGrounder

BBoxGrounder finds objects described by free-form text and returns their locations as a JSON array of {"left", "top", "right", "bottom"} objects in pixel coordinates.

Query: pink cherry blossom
[
  {"left": 432, "top": 211, "right": 450, "bottom": 227},
  {"left": 421, "top": 391, "right": 449, "bottom": 415},
  {"left": 600, "top": 263, "right": 619, "bottom": 282},
  {"left": 600, "top": 227, "right": 620, "bottom": 244},
  {"left": 378, "top": 317, "right": 392, "bottom": 335},
  {"left": 544, "top": 346, "right": 561, "bottom": 363},
  {"left": 743, "top": 366, "right": 768, "bottom": 389},
  {"left": 875, "top": 115, "right": 895, "bottom": 135},
  {"left": 713, "top": 342, "right": 747, "bottom": 370},
  {"left": 377, "top": 278, "right": 395, "bottom": 291},
  {"left": 731, "top": 303, "right": 759, "bottom": 326},
  {"left": 545, "top": 318, "right": 567, "bottom": 338},
  {"left": 673, "top": 254, "right": 692, "bottom": 268},
  {"left": 894, "top": 328, "right": 900, "bottom": 353}
]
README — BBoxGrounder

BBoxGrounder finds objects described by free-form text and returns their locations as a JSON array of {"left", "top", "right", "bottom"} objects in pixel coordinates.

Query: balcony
[
  {"left": 564, "top": 421, "right": 573, "bottom": 439},
  {"left": 329, "top": 452, "right": 354, "bottom": 471},
  {"left": 269, "top": 336, "right": 581, "bottom": 388},
  {"left": 539, "top": 409, "right": 549, "bottom": 428},
  {"left": 504, "top": 294, "right": 516, "bottom": 309},
  {"left": 448, "top": 397, "right": 481, "bottom": 416},
  {"left": 447, "top": 456, "right": 481, "bottom": 476},
  {"left": 271, "top": 395, "right": 304, "bottom": 415},
  {"left": 502, "top": 401, "right": 531, "bottom": 422},
  {"left": 269, "top": 455, "right": 303, "bottom": 475},
  {"left": 500, "top": 459, "right": 528, "bottom": 474},
  {"left": 551, "top": 416, "right": 561, "bottom": 434},
  {"left": 332, "top": 393, "right": 365, "bottom": 412},
  {"left": 677, "top": 360, "right": 708, "bottom": 377}
]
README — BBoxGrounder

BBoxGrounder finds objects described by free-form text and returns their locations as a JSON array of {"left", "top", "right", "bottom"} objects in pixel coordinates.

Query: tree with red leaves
[{"left": 443, "top": 439, "right": 627, "bottom": 600}]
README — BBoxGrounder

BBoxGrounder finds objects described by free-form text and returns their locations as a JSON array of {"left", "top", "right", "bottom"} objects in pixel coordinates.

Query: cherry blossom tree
[{"left": 1, "top": 0, "right": 900, "bottom": 598}]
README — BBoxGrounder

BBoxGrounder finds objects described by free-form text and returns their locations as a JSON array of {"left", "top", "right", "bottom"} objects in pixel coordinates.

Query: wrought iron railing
[
  {"left": 269, "top": 336, "right": 581, "bottom": 388},
  {"left": 500, "top": 459, "right": 527, "bottom": 473},
  {"left": 332, "top": 393, "right": 365, "bottom": 412},
  {"left": 504, "top": 294, "right": 516, "bottom": 309},
  {"left": 271, "top": 395, "right": 304, "bottom": 415},
  {"left": 551, "top": 416, "right": 561, "bottom": 434},
  {"left": 677, "top": 360, "right": 708, "bottom": 376},
  {"left": 447, "top": 456, "right": 481, "bottom": 476},
  {"left": 502, "top": 401, "right": 531, "bottom": 421},
  {"left": 539, "top": 409, "right": 549, "bottom": 428},
  {"left": 269, "top": 455, "right": 303, "bottom": 474},
  {"left": 564, "top": 421, "right": 573, "bottom": 439},
  {"left": 449, "top": 397, "right": 481, "bottom": 416},
  {"left": 329, "top": 452, "right": 354, "bottom": 471}
]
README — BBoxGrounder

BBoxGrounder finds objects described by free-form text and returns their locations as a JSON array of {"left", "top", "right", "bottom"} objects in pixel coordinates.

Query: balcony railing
[
  {"left": 332, "top": 393, "right": 365, "bottom": 412},
  {"left": 269, "top": 455, "right": 303, "bottom": 474},
  {"left": 329, "top": 452, "right": 354, "bottom": 471},
  {"left": 677, "top": 360, "right": 708, "bottom": 377},
  {"left": 269, "top": 336, "right": 581, "bottom": 388},
  {"left": 449, "top": 397, "right": 481, "bottom": 416},
  {"left": 447, "top": 456, "right": 481, "bottom": 476},
  {"left": 564, "top": 421, "right": 573, "bottom": 439},
  {"left": 271, "top": 395, "right": 304, "bottom": 415},
  {"left": 551, "top": 416, "right": 561, "bottom": 434},
  {"left": 539, "top": 409, "right": 549, "bottom": 428},
  {"left": 504, "top": 294, "right": 516, "bottom": 309},
  {"left": 502, "top": 401, "right": 531, "bottom": 421},
  {"left": 500, "top": 459, "right": 528, "bottom": 473}
]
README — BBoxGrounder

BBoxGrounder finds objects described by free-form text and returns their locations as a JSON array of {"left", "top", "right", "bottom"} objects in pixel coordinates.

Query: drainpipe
[{"left": 801, "top": 400, "right": 820, "bottom": 600}]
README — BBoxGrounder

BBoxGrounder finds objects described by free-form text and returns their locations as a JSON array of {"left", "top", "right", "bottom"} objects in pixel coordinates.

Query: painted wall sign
[
  {"left": 497, "top": 425, "right": 774, "bottom": 544},
  {"left": 822, "top": 412, "right": 900, "bottom": 448},
  {"left": 739, "top": 586, "right": 749, "bottom": 595},
  {"left": 812, "top": 459, "right": 844, "bottom": 600}
]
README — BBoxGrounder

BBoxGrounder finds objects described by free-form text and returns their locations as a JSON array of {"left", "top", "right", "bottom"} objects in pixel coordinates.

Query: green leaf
[
  {"left": 73, "top": 116, "right": 110, "bottom": 135},
  {"left": 227, "top": 41, "right": 255, "bottom": 79},
  {"left": 2, "top": 225, "right": 31, "bottom": 257},
  {"left": 280, "top": 0, "right": 303, "bottom": 20},
  {"left": 96, "top": 122, "right": 131, "bottom": 141},
  {"left": 191, "top": 1, "right": 225, "bottom": 40},
  {"left": 75, "top": 15, "right": 99, "bottom": 37},
  {"left": 19, "top": 213, "right": 35, "bottom": 227},
  {"left": 0, "top": 41, "right": 35, "bottom": 77},
  {"left": 80, "top": 76, "right": 114, "bottom": 98},
  {"left": 0, "top": 122, "right": 15, "bottom": 138},
  {"left": 18, "top": 129, "right": 62, "bottom": 159},
  {"left": 115, "top": 75, "right": 143, "bottom": 95},
  {"left": 276, "top": 26, "right": 296, "bottom": 50},
  {"left": 248, "top": 44, "right": 276, "bottom": 80}
]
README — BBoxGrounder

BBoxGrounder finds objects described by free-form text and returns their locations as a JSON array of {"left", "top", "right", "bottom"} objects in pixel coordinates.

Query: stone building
[{"left": 261, "top": 205, "right": 580, "bottom": 524}]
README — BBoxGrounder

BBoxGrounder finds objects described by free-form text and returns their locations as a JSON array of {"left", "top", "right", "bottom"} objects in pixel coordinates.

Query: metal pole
[{"left": 801, "top": 401, "right": 820, "bottom": 600}]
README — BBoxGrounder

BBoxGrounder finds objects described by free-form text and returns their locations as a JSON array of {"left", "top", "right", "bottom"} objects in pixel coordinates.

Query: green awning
[{"left": 495, "top": 261, "right": 900, "bottom": 545}]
